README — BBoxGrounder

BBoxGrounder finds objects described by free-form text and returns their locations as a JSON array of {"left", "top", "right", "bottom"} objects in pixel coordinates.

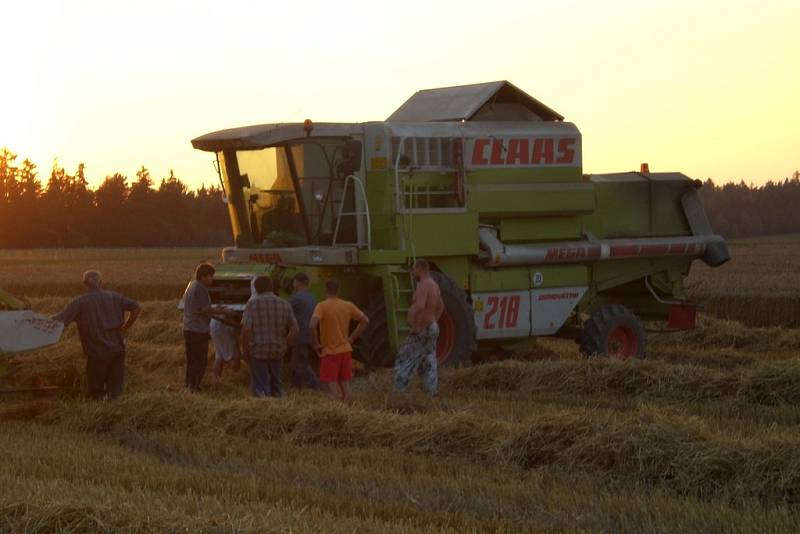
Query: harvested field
[
  {"left": 2, "top": 240, "right": 800, "bottom": 532},
  {"left": 687, "top": 235, "right": 800, "bottom": 327},
  {"left": 0, "top": 248, "right": 218, "bottom": 301}
]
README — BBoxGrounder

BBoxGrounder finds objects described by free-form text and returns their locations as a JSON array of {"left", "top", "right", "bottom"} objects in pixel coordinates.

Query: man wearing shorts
[
  {"left": 309, "top": 279, "right": 369, "bottom": 402},
  {"left": 394, "top": 259, "right": 444, "bottom": 397}
]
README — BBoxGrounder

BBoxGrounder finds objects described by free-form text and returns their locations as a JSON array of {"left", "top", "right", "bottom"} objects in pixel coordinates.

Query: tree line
[
  {"left": 699, "top": 173, "right": 800, "bottom": 238},
  {"left": 0, "top": 148, "right": 230, "bottom": 247},
  {"left": 1, "top": 147, "right": 799, "bottom": 247}
]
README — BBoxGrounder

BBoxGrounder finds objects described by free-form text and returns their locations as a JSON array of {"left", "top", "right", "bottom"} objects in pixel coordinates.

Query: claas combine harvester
[{"left": 191, "top": 81, "right": 730, "bottom": 368}]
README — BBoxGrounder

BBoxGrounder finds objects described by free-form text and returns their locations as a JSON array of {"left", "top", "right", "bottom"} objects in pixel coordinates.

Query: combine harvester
[{"left": 191, "top": 81, "right": 729, "bottom": 367}]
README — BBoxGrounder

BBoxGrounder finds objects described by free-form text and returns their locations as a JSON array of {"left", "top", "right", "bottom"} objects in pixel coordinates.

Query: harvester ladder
[
  {"left": 332, "top": 174, "right": 372, "bottom": 249},
  {"left": 384, "top": 265, "right": 416, "bottom": 350}
]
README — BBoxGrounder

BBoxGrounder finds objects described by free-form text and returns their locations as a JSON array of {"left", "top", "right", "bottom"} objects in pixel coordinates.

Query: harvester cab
[
  {"left": 194, "top": 123, "right": 368, "bottom": 255},
  {"left": 191, "top": 81, "right": 730, "bottom": 367}
]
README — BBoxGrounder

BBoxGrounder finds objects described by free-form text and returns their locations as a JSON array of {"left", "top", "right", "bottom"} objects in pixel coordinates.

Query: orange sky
[{"left": 2, "top": 0, "right": 798, "bottom": 189}]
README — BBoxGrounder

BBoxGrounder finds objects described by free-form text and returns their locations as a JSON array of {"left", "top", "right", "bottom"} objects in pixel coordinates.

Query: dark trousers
[
  {"left": 184, "top": 330, "right": 210, "bottom": 391},
  {"left": 290, "top": 345, "right": 320, "bottom": 390},
  {"left": 250, "top": 357, "right": 283, "bottom": 397},
  {"left": 86, "top": 352, "right": 125, "bottom": 399}
]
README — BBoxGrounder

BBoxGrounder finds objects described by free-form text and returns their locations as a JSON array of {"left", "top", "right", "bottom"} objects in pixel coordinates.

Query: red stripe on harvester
[
  {"left": 686, "top": 243, "right": 697, "bottom": 254},
  {"left": 668, "top": 243, "right": 687, "bottom": 255},
  {"left": 640, "top": 244, "right": 669, "bottom": 256},
  {"left": 587, "top": 246, "right": 602, "bottom": 258},
  {"left": 610, "top": 245, "right": 638, "bottom": 257}
]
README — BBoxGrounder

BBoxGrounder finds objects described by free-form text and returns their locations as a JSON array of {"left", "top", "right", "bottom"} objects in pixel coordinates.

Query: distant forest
[
  {"left": 0, "top": 148, "right": 229, "bottom": 247},
  {"left": 0, "top": 148, "right": 798, "bottom": 247},
  {"left": 698, "top": 174, "right": 800, "bottom": 238}
]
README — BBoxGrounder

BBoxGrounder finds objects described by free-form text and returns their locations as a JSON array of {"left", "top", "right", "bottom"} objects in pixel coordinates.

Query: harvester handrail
[
  {"left": 393, "top": 138, "right": 414, "bottom": 259},
  {"left": 332, "top": 174, "right": 372, "bottom": 250},
  {"left": 393, "top": 137, "right": 467, "bottom": 215},
  {"left": 393, "top": 136, "right": 407, "bottom": 214}
]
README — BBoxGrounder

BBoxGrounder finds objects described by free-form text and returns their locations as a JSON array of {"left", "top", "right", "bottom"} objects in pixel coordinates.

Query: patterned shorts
[{"left": 394, "top": 322, "right": 439, "bottom": 396}]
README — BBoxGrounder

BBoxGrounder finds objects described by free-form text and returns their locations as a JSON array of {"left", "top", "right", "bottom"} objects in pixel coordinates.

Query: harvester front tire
[
  {"left": 356, "top": 272, "right": 476, "bottom": 369},
  {"left": 431, "top": 271, "right": 476, "bottom": 368},
  {"left": 580, "top": 304, "right": 646, "bottom": 359}
]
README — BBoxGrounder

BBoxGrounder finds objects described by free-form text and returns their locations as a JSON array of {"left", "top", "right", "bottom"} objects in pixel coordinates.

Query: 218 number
[{"left": 483, "top": 295, "right": 521, "bottom": 330}]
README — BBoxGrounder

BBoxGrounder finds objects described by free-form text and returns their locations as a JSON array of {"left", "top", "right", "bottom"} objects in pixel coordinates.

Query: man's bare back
[{"left": 408, "top": 276, "right": 443, "bottom": 331}]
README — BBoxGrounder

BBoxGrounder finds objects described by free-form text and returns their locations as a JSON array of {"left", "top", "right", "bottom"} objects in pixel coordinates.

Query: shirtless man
[{"left": 394, "top": 259, "right": 445, "bottom": 397}]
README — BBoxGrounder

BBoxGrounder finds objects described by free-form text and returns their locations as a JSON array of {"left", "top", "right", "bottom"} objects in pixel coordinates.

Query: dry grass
[
  {"left": 688, "top": 236, "right": 800, "bottom": 326},
  {"left": 0, "top": 248, "right": 218, "bottom": 300},
  {"left": 25, "top": 392, "right": 800, "bottom": 502},
  {"left": 2, "top": 241, "right": 800, "bottom": 532}
]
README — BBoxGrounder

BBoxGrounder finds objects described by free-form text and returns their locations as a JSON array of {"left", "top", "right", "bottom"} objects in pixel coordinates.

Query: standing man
[
  {"left": 394, "top": 259, "right": 444, "bottom": 397},
  {"left": 53, "top": 270, "right": 140, "bottom": 399},
  {"left": 181, "top": 262, "right": 223, "bottom": 392},
  {"left": 241, "top": 276, "right": 298, "bottom": 397},
  {"left": 288, "top": 272, "right": 321, "bottom": 390},
  {"left": 310, "top": 279, "right": 369, "bottom": 402}
]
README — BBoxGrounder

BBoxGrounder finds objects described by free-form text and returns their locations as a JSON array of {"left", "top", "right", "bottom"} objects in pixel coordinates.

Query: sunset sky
[{"left": 2, "top": 0, "right": 798, "bottom": 189}]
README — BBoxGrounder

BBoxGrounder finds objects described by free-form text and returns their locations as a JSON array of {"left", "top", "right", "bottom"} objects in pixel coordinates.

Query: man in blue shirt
[
  {"left": 288, "top": 272, "right": 320, "bottom": 390},
  {"left": 53, "top": 270, "right": 140, "bottom": 399}
]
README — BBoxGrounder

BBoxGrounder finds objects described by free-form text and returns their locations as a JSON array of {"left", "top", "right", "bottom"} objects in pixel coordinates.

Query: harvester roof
[
  {"left": 191, "top": 81, "right": 566, "bottom": 152},
  {"left": 192, "top": 122, "right": 360, "bottom": 152},
  {"left": 386, "top": 81, "right": 564, "bottom": 122}
]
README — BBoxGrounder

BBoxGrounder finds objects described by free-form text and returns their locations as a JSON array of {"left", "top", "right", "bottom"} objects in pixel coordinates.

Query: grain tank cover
[{"left": 387, "top": 81, "right": 564, "bottom": 122}]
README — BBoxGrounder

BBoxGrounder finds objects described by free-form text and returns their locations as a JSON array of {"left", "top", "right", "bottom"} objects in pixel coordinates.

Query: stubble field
[{"left": 1, "top": 239, "right": 799, "bottom": 533}]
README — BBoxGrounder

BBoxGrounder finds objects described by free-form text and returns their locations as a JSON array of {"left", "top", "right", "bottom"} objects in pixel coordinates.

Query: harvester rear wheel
[
  {"left": 356, "top": 272, "right": 476, "bottom": 369},
  {"left": 580, "top": 304, "right": 646, "bottom": 359}
]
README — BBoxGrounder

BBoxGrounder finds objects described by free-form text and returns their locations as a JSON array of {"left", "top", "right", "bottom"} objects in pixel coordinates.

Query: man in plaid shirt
[{"left": 241, "top": 276, "right": 298, "bottom": 397}]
